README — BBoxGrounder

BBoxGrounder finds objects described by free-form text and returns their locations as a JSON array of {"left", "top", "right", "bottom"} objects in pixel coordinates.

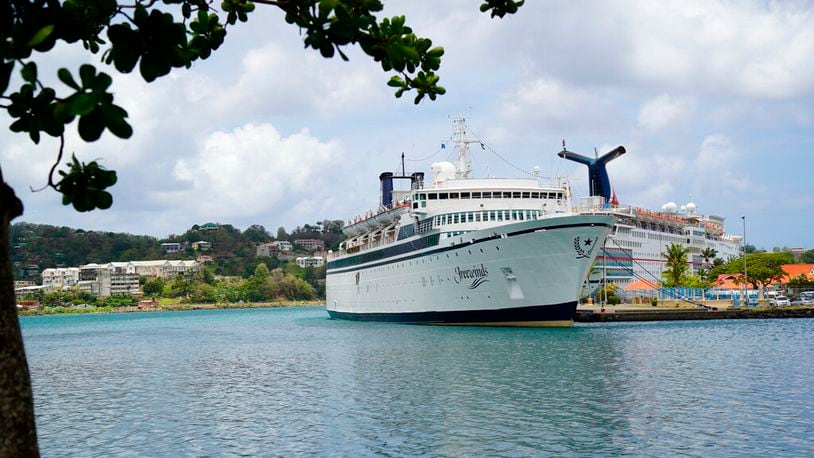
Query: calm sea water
[{"left": 20, "top": 307, "right": 814, "bottom": 456}]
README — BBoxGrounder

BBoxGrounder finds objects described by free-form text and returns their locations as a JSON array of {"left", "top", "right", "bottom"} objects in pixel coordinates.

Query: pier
[{"left": 576, "top": 304, "right": 814, "bottom": 323}]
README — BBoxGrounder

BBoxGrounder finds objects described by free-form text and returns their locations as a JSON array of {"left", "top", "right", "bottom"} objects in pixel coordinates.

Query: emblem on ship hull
[
  {"left": 454, "top": 264, "right": 489, "bottom": 289},
  {"left": 573, "top": 236, "right": 598, "bottom": 259}
]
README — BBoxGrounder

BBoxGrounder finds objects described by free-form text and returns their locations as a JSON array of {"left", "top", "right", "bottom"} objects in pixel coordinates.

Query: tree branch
[{"left": 29, "top": 135, "right": 64, "bottom": 193}]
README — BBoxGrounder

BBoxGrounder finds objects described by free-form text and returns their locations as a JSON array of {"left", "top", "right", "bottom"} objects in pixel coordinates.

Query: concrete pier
[{"left": 575, "top": 306, "right": 814, "bottom": 323}]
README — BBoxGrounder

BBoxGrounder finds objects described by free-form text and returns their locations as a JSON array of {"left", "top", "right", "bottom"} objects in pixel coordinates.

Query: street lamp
[{"left": 742, "top": 216, "right": 748, "bottom": 306}]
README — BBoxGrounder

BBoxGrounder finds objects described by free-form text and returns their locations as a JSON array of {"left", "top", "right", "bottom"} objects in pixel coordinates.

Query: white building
[
  {"left": 69, "top": 260, "right": 201, "bottom": 297},
  {"left": 161, "top": 242, "right": 182, "bottom": 253},
  {"left": 41, "top": 267, "right": 80, "bottom": 288},
  {"left": 296, "top": 256, "right": 325, "bottom": 268},
  {"left": 191, "top": 240, "right": 211, "bottom": 251},
  {"left": 257, "top": 240, "right": 293, "bottom": 257}
]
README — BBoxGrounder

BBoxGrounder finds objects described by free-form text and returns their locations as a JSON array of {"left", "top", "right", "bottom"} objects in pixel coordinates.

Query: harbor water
[{"left": 20, "top": 307, "right": 814, "bottom": 456}]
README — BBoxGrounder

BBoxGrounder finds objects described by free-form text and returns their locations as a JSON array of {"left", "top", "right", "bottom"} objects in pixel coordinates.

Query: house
[
  {"left": 712, "top": 274, "right": 743, "bottom": 290},
  {"left": 161, "top": 242, "right": 182, "bottom": 253},
  {"left": 294, "top": 239, "right": 324, "bottom": 251},
  {"left": 272, "top": 240, "right": 293, "bottom": 251},
  {"left": 191, "top": 240, "right": 212, "bottom": 251},
  {"left": 296, "top": 256, "right": 325, "bottom": 268},
  {"left": 256, "top": 240, "right": 293, "bottom": 257},
  {"left": 199, "top": 222, "right": 220, "bottom": 231},
  {"left": 779, "top": 264, "right": 814, "bottom": 283}
]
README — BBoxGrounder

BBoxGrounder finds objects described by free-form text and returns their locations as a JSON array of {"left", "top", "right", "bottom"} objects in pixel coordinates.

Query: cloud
[
  {"left": 499, "top": 77, "right": 612, "bottom": 130},
  {"left": 618, "top": 1, "right": 814, "bottom": 99},
  {"left": 211, "top": 42, "right": 387, "bottom": 118},
  {"left": 164, "top": 123, "right": 344, "bottom": 220},
  {"left": 693, "top": 134, "right": 749, "bottom": 194},
  {"left": 637, "top": 94, "right": 694, "bottom": 131}
]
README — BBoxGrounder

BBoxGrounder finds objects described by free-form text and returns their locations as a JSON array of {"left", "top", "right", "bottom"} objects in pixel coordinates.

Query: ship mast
[{"left": 452, "top": 117, "right": 480, "bottom": 179}]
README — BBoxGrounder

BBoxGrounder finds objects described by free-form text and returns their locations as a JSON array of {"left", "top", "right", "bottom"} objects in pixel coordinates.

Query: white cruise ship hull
[{"left": 326, "top": 214, "right": 614, "bottom": 326}]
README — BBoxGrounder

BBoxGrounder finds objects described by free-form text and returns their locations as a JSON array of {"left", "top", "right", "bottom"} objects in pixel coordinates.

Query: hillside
[{"left": 11, "top": 220, "right": 345, "bottom": 280}]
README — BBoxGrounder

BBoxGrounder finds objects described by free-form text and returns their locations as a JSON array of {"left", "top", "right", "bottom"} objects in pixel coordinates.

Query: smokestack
[
  {"left": 557, "top": 146, "right": 625, "bottom": 202},
  {"left": 379, "top": 172, "right": 394, "bottom": 209}
]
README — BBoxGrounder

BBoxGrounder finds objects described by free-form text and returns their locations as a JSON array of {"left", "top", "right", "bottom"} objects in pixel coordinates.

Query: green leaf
[
  {"left": 21, "top": 62, "right": 37, "bottom": 84},
  {"left": 27, "top": 25, "right": 55, "bottom": 47},
  {"left": 69, "top": 93, "right": 98, "bottom": 116},
  {"left": 78, "top": 110, "right": 106, "bottom": 141},
  {"left": 79, "top": 64, "right": 96, "bottom": 87},
  {"left": 58, "top": 68, "right": 81, "bottom": 90},
  {"left": 95, "top": 191, "right": 113, "bottom": 209}
]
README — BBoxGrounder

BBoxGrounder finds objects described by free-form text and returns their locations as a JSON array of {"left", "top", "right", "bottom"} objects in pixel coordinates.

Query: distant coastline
[{"left": 18, "top": 301, "right": 324, "bottom": 317}]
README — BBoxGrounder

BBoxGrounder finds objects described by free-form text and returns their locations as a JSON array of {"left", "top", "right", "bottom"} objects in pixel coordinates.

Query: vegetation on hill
[{"left": 11, "top": 220, "right": 344, "bottom": 284}]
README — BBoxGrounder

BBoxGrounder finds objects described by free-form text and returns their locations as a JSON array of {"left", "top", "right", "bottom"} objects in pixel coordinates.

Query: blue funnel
[{"left": 558, "top": 146, "right": 625, "bottom": 201}]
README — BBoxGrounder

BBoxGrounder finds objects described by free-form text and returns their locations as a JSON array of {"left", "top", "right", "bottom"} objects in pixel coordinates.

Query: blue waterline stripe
[
  {"left": 327, "top": 222, "right": 611, "bottom": 275},
  {"left": 326, "top": 301, "right": 578, "bottom": 324}
]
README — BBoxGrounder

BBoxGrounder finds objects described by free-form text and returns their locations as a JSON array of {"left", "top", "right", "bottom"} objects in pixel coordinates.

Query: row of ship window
[
  {"left": 413, "top": 191, "right": 564, "bottom": 201},
  {"left": 433, "top": 209, "right": 543, "bottom": 226}
]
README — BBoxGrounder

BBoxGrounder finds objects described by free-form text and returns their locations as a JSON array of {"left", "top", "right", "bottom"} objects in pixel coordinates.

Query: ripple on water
[{"left": 20, "top": 309, "right": 814, "bottom": 456}]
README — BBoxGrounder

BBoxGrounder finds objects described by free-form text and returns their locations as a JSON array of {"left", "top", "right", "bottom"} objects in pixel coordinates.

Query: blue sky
[{"left": 2, "top": 0, "right": 813, "bottom": 249}]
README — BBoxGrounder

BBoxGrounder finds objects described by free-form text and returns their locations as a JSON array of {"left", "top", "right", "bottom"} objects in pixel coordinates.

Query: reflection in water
[{"left": 21, "top": 309, "right": 814, "bottom": 456}]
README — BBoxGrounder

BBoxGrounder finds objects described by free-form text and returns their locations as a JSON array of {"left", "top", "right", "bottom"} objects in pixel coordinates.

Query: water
[{"left": 20, "top": 307, "right": 814, "bottom": 456}]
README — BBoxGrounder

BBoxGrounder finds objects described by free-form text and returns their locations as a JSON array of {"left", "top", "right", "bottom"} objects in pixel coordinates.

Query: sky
[{"left": 2, "top": 0, "right": 813, "bottom": 249}]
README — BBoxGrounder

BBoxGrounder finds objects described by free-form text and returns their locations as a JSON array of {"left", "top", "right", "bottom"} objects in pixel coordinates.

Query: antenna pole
[{"left": 401, "top": 152, "right": 405, "bottom": 176}]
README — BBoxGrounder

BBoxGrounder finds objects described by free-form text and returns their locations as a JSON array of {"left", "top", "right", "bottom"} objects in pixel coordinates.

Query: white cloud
[
  {"left": 637, "top": 94, "right": 694, "bottom": 131},
  {"left": 164, "top": 123, "right": 344, "bottom": 220},
  {"left": 212, "top": 42, "right": 387, "bottom": 118},
  {"left": 620, "top": 1, "right": 814, "bottom": 99},
  {"left": 499, "top": 77, "right": 611, "bottom": 129},
  {"left": 693, "top": 134, "right": 749, "bottom": 194}
]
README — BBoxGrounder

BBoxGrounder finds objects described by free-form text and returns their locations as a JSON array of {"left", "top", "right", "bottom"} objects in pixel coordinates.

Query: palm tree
[
  {"left": 700, "top": 247, "right": 718, "bottom": 267},
  {"left": 662, "top": 243, "right": 690, "bottom": 287}
]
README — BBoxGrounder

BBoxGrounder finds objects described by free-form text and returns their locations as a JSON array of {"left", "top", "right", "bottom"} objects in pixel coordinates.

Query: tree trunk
[{"left": 0, "top": 173, "right": 40, "bottom": 456}]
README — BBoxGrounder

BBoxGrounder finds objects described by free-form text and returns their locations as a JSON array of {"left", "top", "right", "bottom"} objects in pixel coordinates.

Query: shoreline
[{"left": 18, "top": 301, "right": 324, "bottom": 317}]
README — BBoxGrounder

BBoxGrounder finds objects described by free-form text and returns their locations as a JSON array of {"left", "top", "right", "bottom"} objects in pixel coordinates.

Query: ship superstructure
[
  {"left": 560, "top": 147, "right": 742, "bottom": 291},
  {"left": 325, "top": 118, "right": 614, "bottom": 326}
]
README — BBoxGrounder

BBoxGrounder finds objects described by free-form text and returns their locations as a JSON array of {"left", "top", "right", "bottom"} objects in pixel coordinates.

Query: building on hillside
[
  {"left": 296, "top": 256, "right": 325, "bottom": 268},
  {"left": 199, "top": 222, "right": 220, "bottom": 231},
  {"left": 272, "top": 240, "right": 293, "bottom": 251},
  {"left": 108, "top": 263, "right": 141, "bottom": 295},
  {"left": 197, "top": 255, "right": 213, "bottom": 263},
  {"left": 70, "top": 260, "right": 202, "bottom": 297},
  {"left": 256, "top": 243, "right": 279, "bottom": 258},
  {"left": 161, "top": 242, "right": 182, "bottom": 253},
  {"left": 14, "top": 280, "right": 36, "bottom": 288},
  {"left": 294, "top": 239, "right": 324, "bottom": 251},
  {"left": 789, "top": 248, "right": 806, "bottom": 261},
  {"left": 41, "top": 267, "right": 80, "bottom": 289},
  {"left": 191, "top": 240, "right": 211, "bottom": 251},
  {"left": 79, "top": 263, "right": 112, "bottom": 296},
  {"left": 256, "top": 240, "right": 293, "bottom": 257}
]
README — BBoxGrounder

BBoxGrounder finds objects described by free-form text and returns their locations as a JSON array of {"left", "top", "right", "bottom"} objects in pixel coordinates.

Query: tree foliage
[
  {"left": 661, "top": 243, "right": 690, "bottom": 287},
  {"left": 2, "top": 0, "right": 523, "bottom": 210},
  {"left": 710, "top": 252, "right": 793, "bottom": 290}
]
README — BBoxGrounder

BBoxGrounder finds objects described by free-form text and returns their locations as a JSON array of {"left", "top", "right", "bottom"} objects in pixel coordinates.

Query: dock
[{"left": 575, "top": 305, "right": 814, "bottom": 323}]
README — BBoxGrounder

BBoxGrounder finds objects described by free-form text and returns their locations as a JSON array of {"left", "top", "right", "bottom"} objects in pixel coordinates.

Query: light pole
[{"left": 742, "top": 216, "right": 748, "bottom": 306}]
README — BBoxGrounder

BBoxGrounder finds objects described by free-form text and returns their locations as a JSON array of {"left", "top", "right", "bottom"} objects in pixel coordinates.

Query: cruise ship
[
  {"left": 325, "top": 119, "right": 614, "bottom": 326},
  {"left": 559, "top": 147, "right": 742, "bottom": 292}
]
